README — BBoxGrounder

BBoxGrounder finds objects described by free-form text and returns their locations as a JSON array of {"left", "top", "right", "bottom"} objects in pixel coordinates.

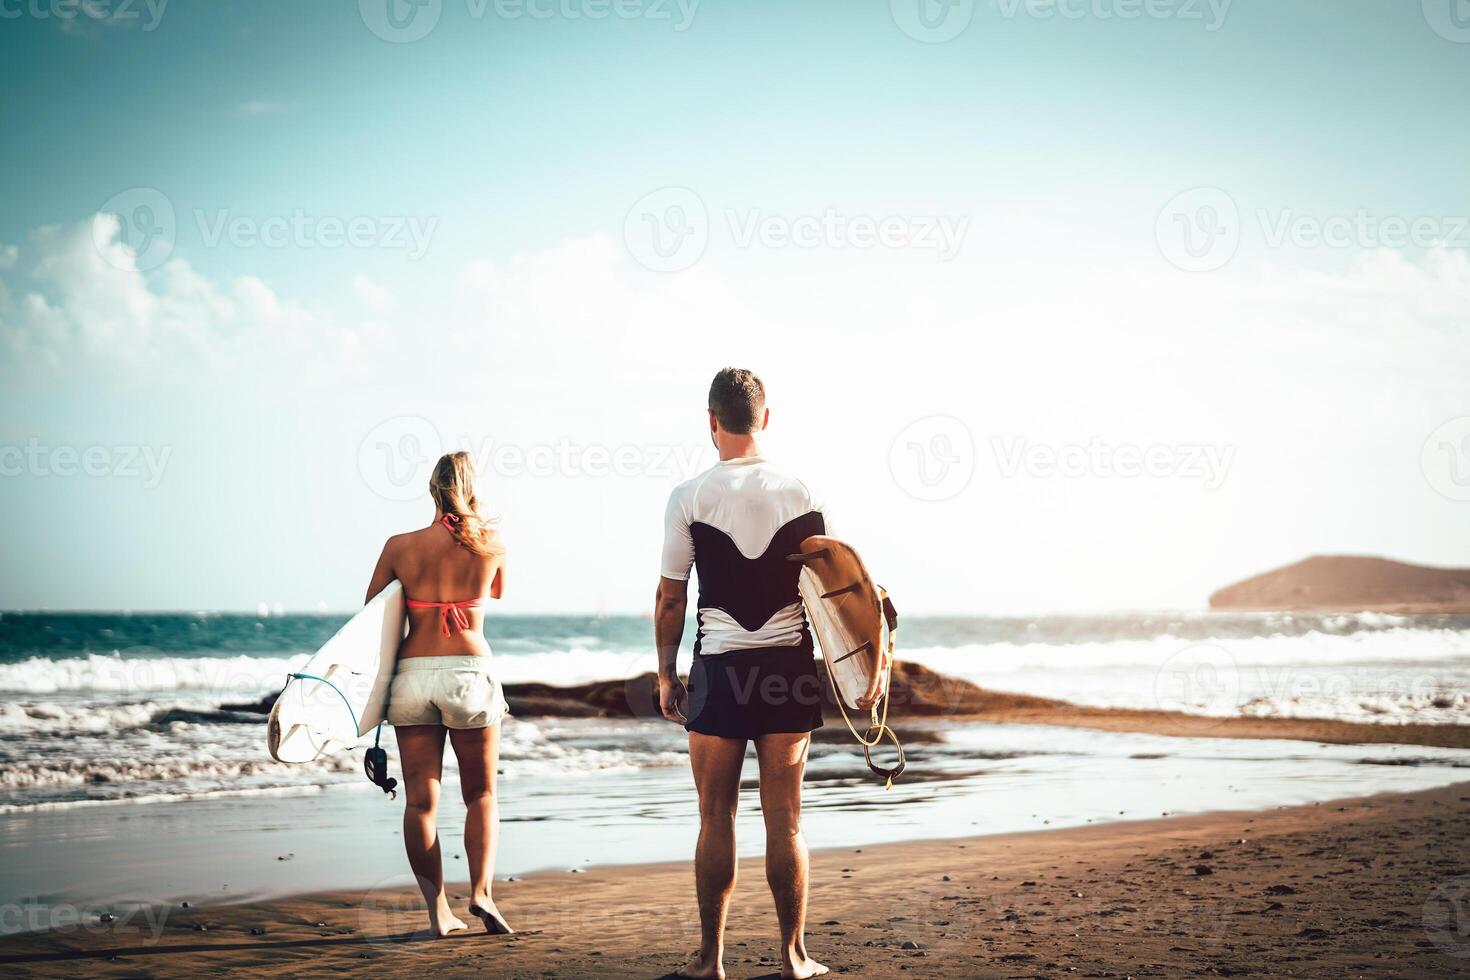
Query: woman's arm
[
  {"left": 365, "top": 538, "right": 397, "bottom": 604},
  {"left": 490, "top": 555, "right": 506, "bottom": 600}
]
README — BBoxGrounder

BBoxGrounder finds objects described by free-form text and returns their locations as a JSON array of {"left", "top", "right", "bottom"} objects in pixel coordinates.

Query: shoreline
[{"left": 3, "top": 782, "right": 1467, "bottom": 977}]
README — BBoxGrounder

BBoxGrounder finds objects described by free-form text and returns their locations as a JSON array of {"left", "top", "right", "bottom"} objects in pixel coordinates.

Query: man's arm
[{"left": 655, "top": 576, "right": 688, "bottom": 723}]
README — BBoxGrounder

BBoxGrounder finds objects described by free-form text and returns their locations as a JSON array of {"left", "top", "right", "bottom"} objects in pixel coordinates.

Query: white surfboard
[{"left": 267, "top": 582, "right": 405, "bottom": 764}]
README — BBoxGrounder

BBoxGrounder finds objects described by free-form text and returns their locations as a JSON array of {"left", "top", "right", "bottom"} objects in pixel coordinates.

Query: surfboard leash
[
  {"left": 285, "top": 672, "right": 397, "bottom": 798},
  {"left": 820, "top": 587, "right": 906, "bottom": 789}
]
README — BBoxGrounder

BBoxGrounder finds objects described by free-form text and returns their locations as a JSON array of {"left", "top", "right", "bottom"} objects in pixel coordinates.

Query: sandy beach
[{"left": 2, "top": 781, "right": 1466, "bottom": 978}]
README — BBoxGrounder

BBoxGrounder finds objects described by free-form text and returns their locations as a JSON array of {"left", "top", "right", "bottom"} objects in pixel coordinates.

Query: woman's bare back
[{"left": 367, "top": 520, "right": 505, "bottom": 660}]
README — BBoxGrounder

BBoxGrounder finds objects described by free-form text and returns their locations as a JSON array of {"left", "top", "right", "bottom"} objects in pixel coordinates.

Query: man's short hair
[{"left": 708, "top": 367, "right": 766, "bottom": 434}]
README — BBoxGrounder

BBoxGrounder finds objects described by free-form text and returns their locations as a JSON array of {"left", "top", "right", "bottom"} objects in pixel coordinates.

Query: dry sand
[{"left": 3, "top": 782, "right": 1467, "bottom": 978}]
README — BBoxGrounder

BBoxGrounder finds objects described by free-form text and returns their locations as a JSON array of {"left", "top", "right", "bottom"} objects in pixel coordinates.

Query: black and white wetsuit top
[{"left": 661, "top": 456, "right": 830, "bottom": 656}]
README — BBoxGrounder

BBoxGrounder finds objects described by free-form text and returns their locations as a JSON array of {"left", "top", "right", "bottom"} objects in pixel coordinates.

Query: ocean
[{"left": 1, "top": 610, "right": 1467, "bottom": 812}]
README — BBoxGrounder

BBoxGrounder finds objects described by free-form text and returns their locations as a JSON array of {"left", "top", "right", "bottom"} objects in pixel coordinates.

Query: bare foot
[
  {"left": 782, "top": 955, "right": 829, "bottom": 980},
  {"left": 676, "top": 947, "right": 725, "bottom": 979},
  {"left": 468, "top": 900, "right": 513, "bottom": 935},
  {"left": 428, "top": 908, "right": 468, "bottom": 938}
]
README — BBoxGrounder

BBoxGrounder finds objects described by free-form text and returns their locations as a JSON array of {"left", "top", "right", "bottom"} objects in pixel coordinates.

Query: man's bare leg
[
  {"left": 755, "top": 732, "right": 827, "bottom": 979},
  {"left": 679, "top": 732, "right": 747, "bottom": 980}
]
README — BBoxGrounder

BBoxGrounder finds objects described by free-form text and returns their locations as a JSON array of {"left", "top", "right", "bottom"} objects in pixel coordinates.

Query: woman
[{"left": 365, "top": 451, "right": 512, "bottom": 937}]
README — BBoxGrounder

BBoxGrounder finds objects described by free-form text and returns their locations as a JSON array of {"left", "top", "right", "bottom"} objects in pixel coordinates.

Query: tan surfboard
[{"left": 789, "top": 535, "right": 905, "bottom": 785}]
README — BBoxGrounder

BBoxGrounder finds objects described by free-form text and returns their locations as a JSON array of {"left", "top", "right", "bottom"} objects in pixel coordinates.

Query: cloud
[
  {"left": 352, "top": 275, "right": 395, "bottom": 315},
  {"left": 0, "top": 215, "right": 354, "bottom": 380}
]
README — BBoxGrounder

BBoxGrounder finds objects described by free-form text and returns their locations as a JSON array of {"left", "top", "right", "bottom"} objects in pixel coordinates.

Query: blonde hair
[{"left": 428, "top": 452, "right": 503, "bottom": 557}]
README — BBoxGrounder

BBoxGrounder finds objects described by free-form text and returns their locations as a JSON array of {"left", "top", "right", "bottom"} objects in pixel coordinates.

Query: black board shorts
[{"left": 684, "top": 644, "right": 826, "bottom": 740}]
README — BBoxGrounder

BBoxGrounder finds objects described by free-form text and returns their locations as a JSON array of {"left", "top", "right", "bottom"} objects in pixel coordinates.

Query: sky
[{"left": 0, "top": 0, "right": 1467, "bottom": 614}]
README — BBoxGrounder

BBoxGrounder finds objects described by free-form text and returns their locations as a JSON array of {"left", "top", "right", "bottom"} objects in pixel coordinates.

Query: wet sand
[{"left": 3, "top": 782, "right": 1467, "bottom": 978}]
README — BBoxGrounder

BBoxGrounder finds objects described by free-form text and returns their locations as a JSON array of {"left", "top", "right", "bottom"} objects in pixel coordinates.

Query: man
[{"left": 656, "top": 367, "right": 830, "bottom": 980}]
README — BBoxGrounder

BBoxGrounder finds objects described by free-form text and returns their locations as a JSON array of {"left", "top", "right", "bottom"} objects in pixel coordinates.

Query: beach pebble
[
  {"left": 98, "top": 913, "right": 116, "bottom": 924},
  {"left": 250, "top": 927, "right": 266, "bottom": 936},
  {"left": 1192, "top": 865, "right": 1214, "bottom": 876},
  {"left": 1265, "top": 884, "right": 1297, "bottom": 895},
  {"left": 181, "top": 901, "right": 191, "bottom": 908},
  {"left": 901, "top": 940, "right": 921, "bottom": 950},
  {"left": 194, "top": 923, "right": 208, "bottom": 932}
]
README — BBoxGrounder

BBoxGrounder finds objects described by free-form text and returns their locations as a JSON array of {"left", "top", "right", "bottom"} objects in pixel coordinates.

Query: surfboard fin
[
  {"left": 820, "top": 582, "right": 862, "bottom": 600},
  {"left": 832, "top": 640, "right": 874, "bottom": 665},
  {"left": 786, "top": 548, "right": 830, "bottom": 564}
]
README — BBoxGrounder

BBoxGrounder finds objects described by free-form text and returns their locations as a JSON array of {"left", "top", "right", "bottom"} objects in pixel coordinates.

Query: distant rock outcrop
[
  {"left": 1209, "top": 555, "right": 1470, "bottom": 613},
  {"left": 504, "top": 661, "right": 1036, "bottom": 721}
]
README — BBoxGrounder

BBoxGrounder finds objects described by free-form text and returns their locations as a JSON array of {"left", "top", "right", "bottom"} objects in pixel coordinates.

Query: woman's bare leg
[
  {"left": 448, "top": 723, "right": 511, "bottom": 933},
  {"left": 754, "top": 732, "right": 826, "bottom": 980},
  {"left": 394, "top": 724, "right": 467, "bottom": 937}
]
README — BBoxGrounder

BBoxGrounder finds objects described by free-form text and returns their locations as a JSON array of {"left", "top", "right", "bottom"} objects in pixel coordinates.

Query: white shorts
[{"left": 387, "top": 655, "right": 510, "bottom": 729}]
